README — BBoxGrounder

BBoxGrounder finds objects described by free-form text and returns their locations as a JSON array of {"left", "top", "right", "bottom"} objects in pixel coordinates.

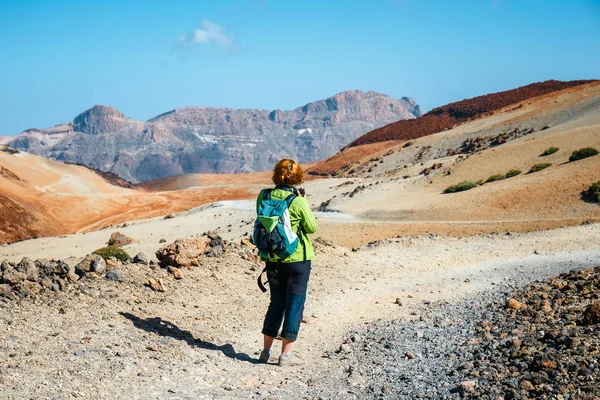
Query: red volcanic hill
[{"left": 346, "top": 80, "right": 596, "bottom": 149}]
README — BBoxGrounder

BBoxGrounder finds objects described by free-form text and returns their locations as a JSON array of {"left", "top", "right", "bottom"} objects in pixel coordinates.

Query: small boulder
[
  {"left": 106, "top": 269, "right": 124, "bottom": 282},
  {"left": 0, "top": 261, "right": 13, "bottom": 271},
  {"left": 148, "top": 278, "right": 166, "bottom": 292},
  {"left": 520, "top": 380, "right": 535, "bottom": 391},
  {"left": 507, "top": 298, "right": 526, "bottom": 310},
  {"left": 205, "top": 231, "right": 223, "bottom": 245},
  {"left": 36, "top": 259, "right": 60, "bottom": 278},
  {"left": 40, "top": 277, "right": 54, "bottom": 289},
  {"left": 541, "top": 300, "right": 552, "bottom": 313},
  {"left": 2, "top": 268, "right": 27, "bottom": 285},
  {"left": 75, "top": 254, "right": 106, "bottom": 274},
  {"left": 155, "top": 237, "right": 211, "bottom": 268},
  {"left": 17, "top": 257, "right": 38, "bottom": 281},
  {"left": 66, "top": 268, "right": 80, "bottom": 283},
  {"left": 133, "top": 252, "right": 149, "bottom": 265},
  {"left": 159, "top": 238, "right": 167, "bottom": 243},
  {"left": 19, "top": 280, "right": 42, "bottom": 297},
  {"left": 56, "top": 260, "right": 71, "bottom": 276},
  {"left": 0, "top": 284, "right": 14, "bottom": 298},
  {"left": 582, "top": 302, "right": 600, "bottom": 325},
  {"left": 206, "top": 245, "right": 224, "bottom": 258},
  {"left": 458, "top": 380, "right": 476, "bottom": 395},
  {"left": 167, "top": 266, "right": 184, "bottom": 280},
  {"left": 108, "top": 231, "right": 136, "bottom": 248},
  {"left": 91, "top": 257, "right": 107, "bottom": 274}
]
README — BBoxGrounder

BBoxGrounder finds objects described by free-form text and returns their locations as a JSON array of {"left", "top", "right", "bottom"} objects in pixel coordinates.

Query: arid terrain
[
  {"left": 1, "top": 81, "right": 599, "bottom": 399},
  {"left": 2, "top": 80, "right": 599, "bottom": 245}
]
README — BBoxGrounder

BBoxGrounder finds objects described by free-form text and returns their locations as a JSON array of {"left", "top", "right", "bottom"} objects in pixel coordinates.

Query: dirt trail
[{"left": 0, "top": 219, "right": 598, "bottom": 399}]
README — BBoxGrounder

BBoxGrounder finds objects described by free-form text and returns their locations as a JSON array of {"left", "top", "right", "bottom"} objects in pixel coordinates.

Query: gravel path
[{"left": 0, "top": 224, "right": 598, "bottom": 399}]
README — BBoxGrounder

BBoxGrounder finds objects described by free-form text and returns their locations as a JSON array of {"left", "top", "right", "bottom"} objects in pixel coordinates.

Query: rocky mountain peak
[
  {"left": 73, "top": 105, "right": 132, "bottom": 135},
  {"left": 8, "top": 91, "right": 421, "bottom": 182},
  {"left": 300, "top": 90, "right": 411, "bottom": 116}
]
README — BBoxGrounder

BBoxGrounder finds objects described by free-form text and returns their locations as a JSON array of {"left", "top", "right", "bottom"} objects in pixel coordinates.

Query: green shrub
[
  {"left": 540, "top": 147, "right": 559, "bottom": 156},
  {"left": 528, "top": 163, "right": 552, "bottom": 173},
  {"left": 486, "top": 174, "right": 505, "bottom": 183},
  {"left": 475, "top": 179, "right": 485, "bottom": 186},
  {"left": 444, "top": 181, "right": 478, "bottom": 193},
  {"left": 505, "top": 169, "right": 522, "bottom": 178},
  {"left": 93, "top": 246, "right": 130, "bottom": 262},
  {"left": 569, "top": 147, "right": 599, "bottom": 162},
  {"left": 582, "top": 181, "right": 600, "bottom": 203}
]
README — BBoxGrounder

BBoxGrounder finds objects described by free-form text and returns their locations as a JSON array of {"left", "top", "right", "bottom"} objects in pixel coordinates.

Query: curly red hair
[{"left": 272, "top": 159, "right": 304, "bottom": 187}]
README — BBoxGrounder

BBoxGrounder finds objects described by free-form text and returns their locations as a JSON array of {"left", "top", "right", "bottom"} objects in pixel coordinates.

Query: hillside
[
  {"left": 0, "top": 146, "right": 268, "bottom": 244},
  {"left": 346, "top": 80, "right": 594, "bottom": 149},
  {"left": 5, "top": 91, "right": 420, "bottom": 183},
  {"left": 308, "top": 80, "right": 598, "bottom": 176},
  {"left": 303, "top": 81, "right": 600, "bottom": 246}
]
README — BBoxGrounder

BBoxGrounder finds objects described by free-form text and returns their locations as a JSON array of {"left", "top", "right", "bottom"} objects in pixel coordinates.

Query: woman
[{"left": 257, "top": 159, "right": 317, "bottom": 366}]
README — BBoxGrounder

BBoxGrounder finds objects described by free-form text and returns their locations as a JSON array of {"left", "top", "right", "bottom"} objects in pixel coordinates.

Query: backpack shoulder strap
[
  {"left": 263, "top": 189, "right": 272, "bottom": 201},
  {"left": 284, "top": 193, "right": 297, "bottom": 207}
]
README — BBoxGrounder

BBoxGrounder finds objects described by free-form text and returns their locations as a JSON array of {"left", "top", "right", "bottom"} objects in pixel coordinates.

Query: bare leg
[
  {"left": 281, "top": 338, "right": 295, "bottom": 355},
  {"left": 263, "top": 334, "right": 275, "bottom": 351}
]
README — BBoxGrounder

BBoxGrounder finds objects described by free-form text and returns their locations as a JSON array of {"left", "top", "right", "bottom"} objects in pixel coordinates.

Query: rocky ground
[
  {"left": 320, "top": 265, "right": 600, "bottom": 399},
  {"left": 0, "top": 224, "right": 599, "bottom": 399}
]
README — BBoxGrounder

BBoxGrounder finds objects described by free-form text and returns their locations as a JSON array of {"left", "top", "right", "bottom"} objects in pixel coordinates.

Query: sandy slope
[{"left": 0, "top": 151, "right": 268, "bottom": 243}]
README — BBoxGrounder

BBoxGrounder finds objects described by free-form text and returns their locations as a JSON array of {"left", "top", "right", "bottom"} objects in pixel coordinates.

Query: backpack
[{"left": 253, "top": 187, "right": 307, "bottom": 292}]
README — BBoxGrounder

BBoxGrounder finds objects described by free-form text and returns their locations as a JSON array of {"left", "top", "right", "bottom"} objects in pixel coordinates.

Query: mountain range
[{"left": 5, "top": 91, "right": 421, "bottom": 182}]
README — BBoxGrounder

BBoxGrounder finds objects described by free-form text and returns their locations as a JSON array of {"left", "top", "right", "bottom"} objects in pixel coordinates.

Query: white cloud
[{"left": 180, "top": 20, "right": 236, "bottom": 50}]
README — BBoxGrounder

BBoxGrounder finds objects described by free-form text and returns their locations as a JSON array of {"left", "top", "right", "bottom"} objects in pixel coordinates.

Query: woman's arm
[{"left": 295, "top": 197, "right": 317, "bottom": 234}]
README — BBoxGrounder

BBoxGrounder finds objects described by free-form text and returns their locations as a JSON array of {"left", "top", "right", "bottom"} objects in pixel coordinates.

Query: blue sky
[{"left": 1, "top": 0, "right": 599, "bottom": 134}]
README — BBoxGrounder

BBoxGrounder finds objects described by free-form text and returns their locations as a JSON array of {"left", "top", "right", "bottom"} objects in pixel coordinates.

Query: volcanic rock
[
  {"left": 148, "top": 278, "right": 166, "bottom": 292},
  {"left": 167, "top": 266, "right": 184, "bottom": 280},
  {"left": 2, "top": 268, "right": 27, "bottom": 285},
  {"left": 507, "top": 298, "right": 526, "bottom": 310},
  {"left": 36, "top": 259, "right": 60, "bottom": 278},
  {"left": 75, "top": 254, "right": 106, "bottom": 274},
  {"left": 20, "top": 281, "right": 42, "bottom": 297},
  {"left": 106, "top": 270, "right": 124, "bottom": 282},
  {"left": 155, "top": 237, "right": 211, "bottom": 268},
  {"left": 458, "top": 380, "right": 476, "bottom": 395},
  {"left": 16, "top": 258, "right": 39, "bottom": 281},
  {"left": 133, "top": 252, "right": 149, "bottom": 264},
  {"left": 206, "top": 245, "right": 224, "bottom": 258},
  {"left": 108, "top": 231, "right": 136, "bottom": 248},
  {"left": 582, "top": 302, "right": 600, "bottom": 325}
]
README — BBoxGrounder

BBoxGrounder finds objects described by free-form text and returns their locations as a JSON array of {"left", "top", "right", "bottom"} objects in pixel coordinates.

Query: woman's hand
[{"left": 295, "top": 187, "right": 306, "bottom": 197}]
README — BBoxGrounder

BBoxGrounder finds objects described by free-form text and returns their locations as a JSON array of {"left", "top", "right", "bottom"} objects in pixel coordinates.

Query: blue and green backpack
[
  {"left": 253, "top": 188, "right": 300, "bottom": 260},
  {"left": 253, "top": 187, "right": 307, "bottom": 292}
]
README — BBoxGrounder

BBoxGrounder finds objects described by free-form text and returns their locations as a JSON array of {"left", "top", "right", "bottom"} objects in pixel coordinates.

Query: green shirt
[{"left": 256, "top": 187, "right": 317, "bottom": 262}]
